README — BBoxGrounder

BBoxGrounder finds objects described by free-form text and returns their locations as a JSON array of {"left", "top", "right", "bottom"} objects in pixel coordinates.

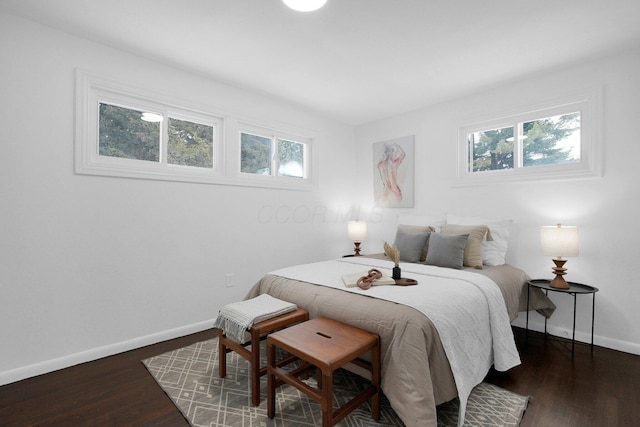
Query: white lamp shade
[
  {"left": 347, "top": 221, "right": 367, "bottom": 241},
  {"left": 283, "top": 0, "right": 327, "bottom": 12},
  {"left": 540, "top": 225, "right": 579, "bottom": 257}
]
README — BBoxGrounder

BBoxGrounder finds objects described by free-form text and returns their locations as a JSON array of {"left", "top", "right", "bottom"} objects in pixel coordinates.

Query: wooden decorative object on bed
[{"left": 395, "top": 278, "right": 418, "bottom": 286}]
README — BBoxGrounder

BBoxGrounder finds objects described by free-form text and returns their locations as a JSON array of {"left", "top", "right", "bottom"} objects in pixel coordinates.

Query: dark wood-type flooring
[{"left": 1, "top": 327, "right": 638, "bottom": 426}]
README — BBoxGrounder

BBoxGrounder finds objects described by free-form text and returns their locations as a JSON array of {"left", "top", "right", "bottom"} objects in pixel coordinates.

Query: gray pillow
[
  {"left": 424, "top": 233, "right": 469, "bottom": 269},
  {"left": 393, "top": 228, "right": 430, "bottom": 263},
  {"left": 397, "top": 224, "right": 434, "bottom": 261}
]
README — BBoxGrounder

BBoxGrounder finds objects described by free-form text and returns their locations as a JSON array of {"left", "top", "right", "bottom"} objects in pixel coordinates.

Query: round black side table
[{"left": 526, "top": 279, "right": 599, "bottom": 359}]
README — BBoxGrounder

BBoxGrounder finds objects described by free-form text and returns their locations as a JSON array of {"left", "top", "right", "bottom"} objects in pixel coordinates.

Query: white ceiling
[{"left": 2, "top": 0, "right": 640, "bottom": 125}]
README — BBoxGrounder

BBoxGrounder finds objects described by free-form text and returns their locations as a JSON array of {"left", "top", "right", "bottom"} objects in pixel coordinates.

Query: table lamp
[
  {"left": 540, "top": 224, "right": 579, "bottom": 289},
  {"left": 347, "top": 221, "right": 367, "bottom": 256}
]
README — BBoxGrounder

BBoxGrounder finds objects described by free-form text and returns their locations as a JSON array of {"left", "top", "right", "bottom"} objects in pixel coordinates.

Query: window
[
  {"left": 240, "top": 125, "right": 309, "bottom": 180},
  {"left": 457, "top": 90, "right": 602, "bottom": 185},
  {"left": 467, "top": 112, "right": 580, "bottom": 172},
  {"left": 166, "top": 117, "right": 214, "bottom": 169},
  {"left": 77, "top": 71, "right": 222, "bottom": 184},
  {"left": 99, "top": 103, "right": 161, "bottom": 162},
  {"left": 76, "top": 71, "right": 316, "bottom": 190},
  {"left": 99, "top": 104, "right": 215, "bottom": 168}
]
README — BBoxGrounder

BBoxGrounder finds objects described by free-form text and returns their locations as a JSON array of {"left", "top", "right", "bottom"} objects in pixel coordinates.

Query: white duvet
[{"left": 269, "top": 257, "right": 521, "bottom": 425}]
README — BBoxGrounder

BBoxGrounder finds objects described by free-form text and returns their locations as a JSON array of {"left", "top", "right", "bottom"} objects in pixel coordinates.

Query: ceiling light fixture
[
  {"left": 141, "top": 112, "right": 163, "bottom": 123},
  {"left": 283, "top": 0, "right": 327, "bottom": 12}
]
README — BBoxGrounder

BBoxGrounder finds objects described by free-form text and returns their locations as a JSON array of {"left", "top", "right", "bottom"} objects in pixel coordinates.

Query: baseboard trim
[
  {"left": 0, "top": 319, "right": 215, "bottom": 387},
  {"left": 513, "top": 317, "right": 640, "bottom": 356},
  {"left": 3, "top": 317, "right": 638, "bottom": 386}
]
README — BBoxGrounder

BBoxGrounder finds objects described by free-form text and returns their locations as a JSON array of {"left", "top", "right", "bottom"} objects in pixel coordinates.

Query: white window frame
[
  {"left": 236, "top": 121, "right": 314, "bottom": 190},
  {"left": 455, "top": 88, "right": 603, "bottom": 186},
  {"left": 75, "top": 70, "right": 317, "bottom": 191},
  {"left": 76, "top": 70, "right": 224, "bottom": 184}
]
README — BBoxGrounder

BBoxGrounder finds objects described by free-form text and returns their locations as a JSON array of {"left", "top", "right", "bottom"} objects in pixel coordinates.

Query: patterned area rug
[{"left": 142, "top": 338, "right": 528, "bottom": 426}]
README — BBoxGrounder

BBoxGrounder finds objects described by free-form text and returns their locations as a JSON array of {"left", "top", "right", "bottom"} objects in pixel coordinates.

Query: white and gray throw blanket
[{"left": 213, "top": 294, "right": 297, "bottom": 342}]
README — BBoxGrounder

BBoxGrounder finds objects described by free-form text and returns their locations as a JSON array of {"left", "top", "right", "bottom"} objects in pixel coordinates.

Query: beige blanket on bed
[{"left": 246, "top": 259, "right": 554, "bottom": 427}]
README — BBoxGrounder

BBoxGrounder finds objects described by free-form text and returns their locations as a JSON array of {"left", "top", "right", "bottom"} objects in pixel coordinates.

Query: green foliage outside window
[
  {"left": 470, "top": 126, "right": 514, "bottom": 171},
  {"left": 99, "top": 103, "right": 160, "bottom": 162},
  {"left": 99, "top": 103, "right": 214, "bottom": 168},
  {"left": 168, "top": 118, "right": 213, "bottom": 168},
  {"left": 523, "top": 113, "right": 580, "bottom": 167},
  {"left": 241, "top": 133, "right": 272, "bottom": 174},
  {"left": 469, "top": 112, "right": 580, "bottom": 172},
  {"left": 241, "top": 133, "right": 305, "bottom": 178},
  {"left": 277, "top": 139, "right": 304, "bottom": 177}
]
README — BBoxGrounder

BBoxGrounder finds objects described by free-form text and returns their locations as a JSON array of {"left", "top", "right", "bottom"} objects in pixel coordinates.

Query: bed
[{"left": 245, "top": 218, "right": 555, "bottom": 427}]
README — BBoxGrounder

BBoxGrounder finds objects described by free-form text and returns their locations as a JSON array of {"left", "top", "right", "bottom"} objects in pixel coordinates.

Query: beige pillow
[
  {"left": 397, "top": 213, "right": 445, "bottom": 232},
  {"left": 397, "top": 224, "right": 435, "bottom": 262},
  {"left": 441, "top": 224, "right": 492, "bottom": 269},
  {"left": 446, "top": 214, "right": 512, "bottom": 265}
]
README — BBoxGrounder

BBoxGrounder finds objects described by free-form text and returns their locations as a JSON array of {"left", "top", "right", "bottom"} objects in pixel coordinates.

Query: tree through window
[
  {"left": 468, "top": 112, "right": 580, "bottom": 173},
  {"left": 522, "top": 112, "right": 580, "bottom": 167},
  {"left": 457, "top": 91, "right": 601, "bottom": 185},
  {"left": 98, "top": 102, "right": 215, "bottom": 169},
  {"left": 77, "top": 71, "right": 316, "bottom": 189},
  {"left": 240, "top": 130, "right": 307, "bottom": 179}
]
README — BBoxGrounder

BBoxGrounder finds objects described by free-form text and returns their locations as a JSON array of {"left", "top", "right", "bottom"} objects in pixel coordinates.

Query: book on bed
[{"left": 341, "top": 271, "right": 395, "bottom": 288}]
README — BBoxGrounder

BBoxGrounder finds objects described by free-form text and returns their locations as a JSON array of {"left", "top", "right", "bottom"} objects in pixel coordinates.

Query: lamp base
[
  {"left": 549, "top": 258, "right": 570, "bottom": 289},
  {"left": 353, "top": 241, "right": 362, "bottom": 256}
]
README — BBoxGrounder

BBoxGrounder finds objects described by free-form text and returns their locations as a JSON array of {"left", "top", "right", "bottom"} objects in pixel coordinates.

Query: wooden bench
[
  {"left": 266, "top": 317, "right": 380, "bottom": 427},
  {"left": 217, "top": 307, "right": 309, "bottom": 406}
]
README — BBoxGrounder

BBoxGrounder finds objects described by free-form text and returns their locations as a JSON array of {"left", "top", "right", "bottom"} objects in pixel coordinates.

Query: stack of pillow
[{"left": 391, "top": 213, "right": 512, "bottom": 269}]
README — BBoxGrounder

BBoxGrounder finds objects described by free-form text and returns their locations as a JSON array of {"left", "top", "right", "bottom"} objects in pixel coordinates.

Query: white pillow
[
  {"left": 397, "top": 213, "right": 446, "bottom": 232},
  {"left": 445, "top": 213, "right": 513, "bottom": 266}
]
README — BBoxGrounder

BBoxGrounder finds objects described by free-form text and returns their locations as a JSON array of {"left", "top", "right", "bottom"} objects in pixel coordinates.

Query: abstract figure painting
[{"left": 373, "top": 136, "right": 414, "bottom": 208}]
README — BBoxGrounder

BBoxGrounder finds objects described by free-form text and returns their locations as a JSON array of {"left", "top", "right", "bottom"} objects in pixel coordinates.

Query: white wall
[
  {"left": 0, "top": 14, "right": 358, "bottom": 384},
  {"left": 355, "top": 48, "right": 640, "bottom": 355},
  {"left": 2, "top": 11, "right": 638, "bottom": 387}
]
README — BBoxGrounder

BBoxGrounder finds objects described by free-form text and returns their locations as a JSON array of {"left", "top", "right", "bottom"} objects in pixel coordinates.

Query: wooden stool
[
  {"left": 267, "top": 317, "right": 380, "bottom": 427},
  {"left": 218, "top": 307, "right": 309, "bottom": 406}
]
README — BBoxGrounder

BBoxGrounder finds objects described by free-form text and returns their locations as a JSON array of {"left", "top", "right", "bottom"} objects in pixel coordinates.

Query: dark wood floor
[{"left": 1, "top": 327, "right": 638, "bottom": 426}]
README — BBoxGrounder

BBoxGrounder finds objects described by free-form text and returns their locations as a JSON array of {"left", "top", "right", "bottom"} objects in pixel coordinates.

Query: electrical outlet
[{"left": 226, "top": 273, "right": 234, "bottom": 287}]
